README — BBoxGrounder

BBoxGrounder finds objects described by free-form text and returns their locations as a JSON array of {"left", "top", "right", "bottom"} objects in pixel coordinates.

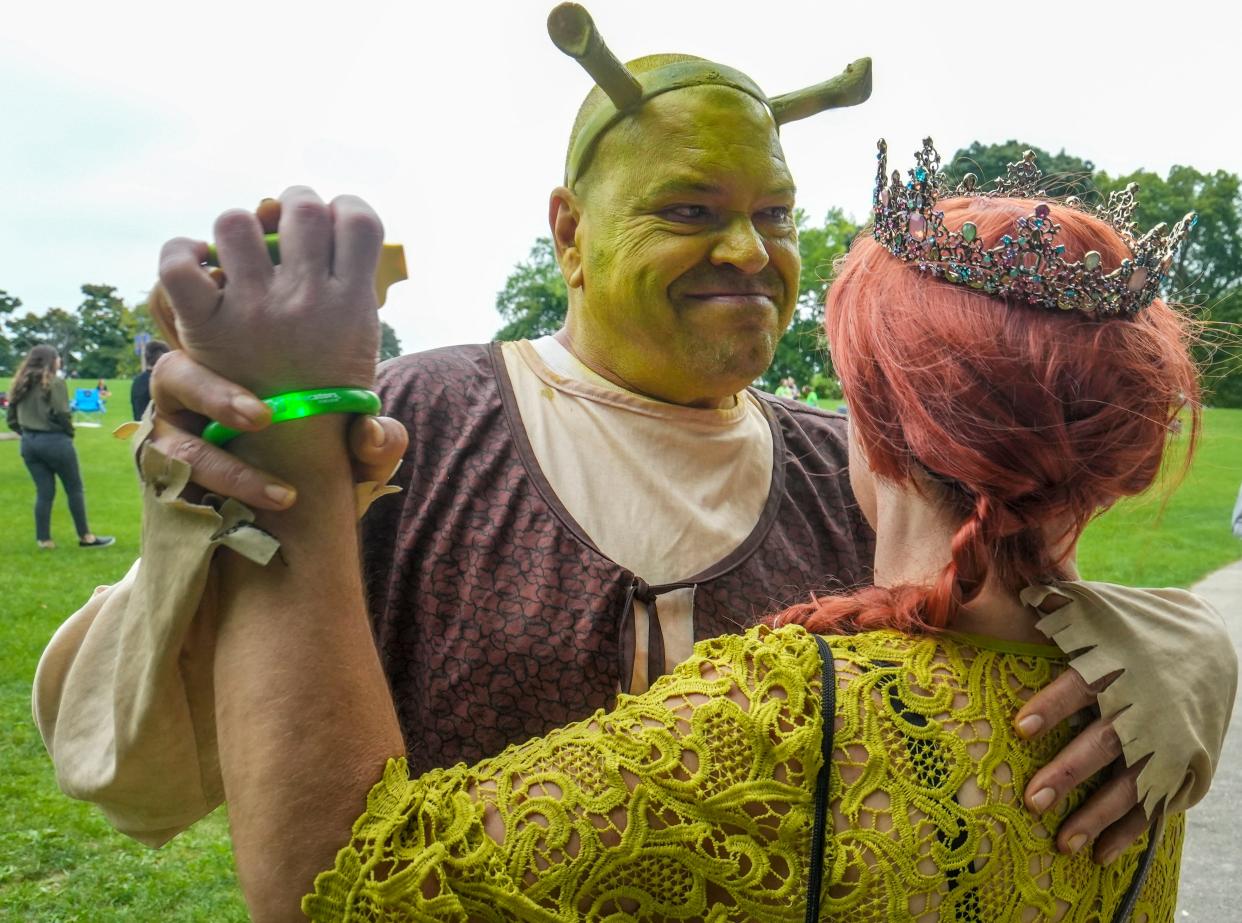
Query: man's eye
[
  {"left": 664, "top": 205, "right": 712, "bottom": 222},
  {"left": 761, "top": 206, "right": 793, "bottom": 223}
]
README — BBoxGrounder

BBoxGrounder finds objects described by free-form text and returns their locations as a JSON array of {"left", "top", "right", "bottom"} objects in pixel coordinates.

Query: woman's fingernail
[
  {"left": 1067, "top": 833, "right": 1088, "bottom": 854},
  {"left": 1100, "top": 847, "right": 1121, "bottom": 865},
  {"left": 1030, "top": 787, "right": 1056, "bottom": 812},
  {"left": 260, "top": 197, "right": 276, "bottom": 204},
  {"left": 264, "top": 484, "right": 296, "bottom": 507},
  {"left": 232, "top": 394, "right": 269, "bottom": 425},
  {"left": 369, "top": 417, "right": 386, "bottom": 447},
  {"left": 1016, "top": 714, "right": 1043, "bottom": 738}
]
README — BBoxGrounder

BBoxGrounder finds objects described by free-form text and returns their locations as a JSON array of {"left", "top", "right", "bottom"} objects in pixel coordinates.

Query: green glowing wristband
[{"left": 201, "top": 387, "right": 382, "bottom": 447}]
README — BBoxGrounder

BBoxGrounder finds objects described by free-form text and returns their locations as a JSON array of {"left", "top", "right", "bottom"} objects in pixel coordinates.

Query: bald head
[{"left": 565, "top": 53, "right": 707, "bottom": 190}]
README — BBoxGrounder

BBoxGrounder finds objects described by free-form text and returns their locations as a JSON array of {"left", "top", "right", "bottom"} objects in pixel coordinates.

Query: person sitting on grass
[{"left": 142, "top": 148, "right": 1227, "bottom": 920}]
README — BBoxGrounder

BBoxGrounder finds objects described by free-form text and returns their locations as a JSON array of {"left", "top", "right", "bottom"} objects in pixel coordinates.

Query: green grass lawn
[
  {"left": 1078, "top": 407, "right": 1242, "bottom": 586},
  {"left": 1, "top": 379, "right": 247, "bottom": 921},
  {"left": 0, "top": 380, "right": 1238, "bottom": 920}
]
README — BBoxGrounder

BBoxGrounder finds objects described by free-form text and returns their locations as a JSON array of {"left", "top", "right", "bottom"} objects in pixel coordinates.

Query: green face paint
[
  {"left": 546, "top": 4, "right": 871, "bottom": 406},
  {"left": 566, "top": 86, "right": 801, "bottom": 407}
]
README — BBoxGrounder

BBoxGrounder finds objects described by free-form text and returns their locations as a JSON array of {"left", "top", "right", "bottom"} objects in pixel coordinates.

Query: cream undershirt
[{"left": 501, "top": 337, "right": 773, "bottom": 690}]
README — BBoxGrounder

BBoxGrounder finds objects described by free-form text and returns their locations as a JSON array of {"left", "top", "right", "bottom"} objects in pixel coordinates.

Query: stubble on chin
[{"left": 689, "top": 327, "right": 780, "bottom": 391}]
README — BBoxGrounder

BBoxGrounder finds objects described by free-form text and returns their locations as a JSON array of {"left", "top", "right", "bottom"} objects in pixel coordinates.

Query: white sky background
[{"left": 4, "top": 0, "right": 1241, "bottom": 356}]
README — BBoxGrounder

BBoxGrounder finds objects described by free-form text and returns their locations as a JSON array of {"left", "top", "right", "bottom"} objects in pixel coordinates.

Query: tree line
[
  {"left": 0, "top": 286, "right": 403, "bottom": 380},
  {"left": 492, "top": 140, "right": 1242, "bottom": 406},
  {"left": 4, "top": 140, "right": 1237, "bottom": 403}
]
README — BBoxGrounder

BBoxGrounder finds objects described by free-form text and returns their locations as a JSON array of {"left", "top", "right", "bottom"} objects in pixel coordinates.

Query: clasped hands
[
  {"left": 149, "top": 189, "right": 409, "bottom": 504},
  {"left": 148, "top": 187, "right": 1150, "bottom": 864}
]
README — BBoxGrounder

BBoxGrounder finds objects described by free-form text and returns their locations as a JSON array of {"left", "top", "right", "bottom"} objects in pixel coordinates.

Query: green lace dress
[{"left": 304, "top": 624, "right": 1182, "bottom": 921}]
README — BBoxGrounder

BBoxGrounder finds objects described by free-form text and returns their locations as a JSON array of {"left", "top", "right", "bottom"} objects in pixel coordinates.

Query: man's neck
[{"left": 551, "top": 329, "right": 738, "bottom": 409}]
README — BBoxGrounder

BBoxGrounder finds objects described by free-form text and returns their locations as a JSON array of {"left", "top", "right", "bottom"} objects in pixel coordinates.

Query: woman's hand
[{"left": 157, "top": 187, "right": 381, "bottom": 396}]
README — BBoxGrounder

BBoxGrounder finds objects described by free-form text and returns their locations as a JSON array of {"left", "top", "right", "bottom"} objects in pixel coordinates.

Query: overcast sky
[{"left": 5, "top": 0, "right": 1241, "bottom": 355}]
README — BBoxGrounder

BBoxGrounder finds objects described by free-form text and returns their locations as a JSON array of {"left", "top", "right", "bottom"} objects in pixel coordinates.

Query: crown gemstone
[
  {"left": 915, "top": 167, "right": 928, "bottom": 182},
  {"left": 961, "top": 222, "right": 977, "bottom": 242},
  {"left": 1034, "top": 203, "right": 1051, "bottom": 219},
  {"left": 1083, "top": 251, "right": 1101, "bottom": 270},
  {"left": 908, "top": 212, "right": 927, "bottom": 239},
  {"left": 1127, "top": 267, "right": 1148, "bottom": 292}
]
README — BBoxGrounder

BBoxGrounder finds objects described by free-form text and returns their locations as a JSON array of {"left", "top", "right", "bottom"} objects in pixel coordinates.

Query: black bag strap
[
  {"left": 1111, "top": 816, "right": 1162, "bottom": 923},
  {"left": 806, "top": 634, "right": 837, "bottom": 922}
]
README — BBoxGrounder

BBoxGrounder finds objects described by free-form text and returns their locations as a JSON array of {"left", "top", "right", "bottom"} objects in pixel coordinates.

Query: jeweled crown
[{"left": 871, "top": 138, "right": 1197, "bottom": 317}]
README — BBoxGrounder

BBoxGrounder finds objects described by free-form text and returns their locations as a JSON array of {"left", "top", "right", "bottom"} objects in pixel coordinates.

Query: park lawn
[
  {"left": 1, "top": 379, "right": 247, "bottom": 921},
  {"left": 1078, "top": 407, "right": 1242, "bottom": 586},
  {"left": 0, "top": 381, "right": 1238, "bottom": 920}
]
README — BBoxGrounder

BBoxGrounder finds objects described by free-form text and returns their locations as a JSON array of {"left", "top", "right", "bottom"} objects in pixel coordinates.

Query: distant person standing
[
  {"left": 130, "top": 340, "right": 170, "bottom": 420},
  {"left": 1233, "top": 481, "right": 1242, "bottom": 539},
  {"left": 6, "top": 345, "right": 114, "bottom": 549},
  {"left": 800, "top": 383, "right": 820, "bottom": 408}
]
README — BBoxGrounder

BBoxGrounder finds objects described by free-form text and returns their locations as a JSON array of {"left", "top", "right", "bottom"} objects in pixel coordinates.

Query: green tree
[
  {"left": 944, "top": 140, "right": 1098, "bottom": 199},
  {"left": 756, "top": 208, "right": 858, "bottom": 393},
  {"left": 379, "top": 321, "right": 402, "bottom": 361},
  {"left": 76, "top": 284, "right": 136, "bottom": 378},
  {"left": 494, "top": 238, "right": 569, "bottom": 342},
  {"left": 7, "top": 308, "right": 82, "bottom": 373},
  {"left": 1095, "top": 166, "right": 1242, "bottom": 406},
  {"left": 0, "top": 290, "right": 21, "bottom": 375}
]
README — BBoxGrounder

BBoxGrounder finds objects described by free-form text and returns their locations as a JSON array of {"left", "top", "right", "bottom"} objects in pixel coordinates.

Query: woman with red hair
[
  {"left": 159, "top": 151, "right": 1227, "bottom": 920},
  {"left": 276, "top": 178, "right": 1218, "bottom": 919}
]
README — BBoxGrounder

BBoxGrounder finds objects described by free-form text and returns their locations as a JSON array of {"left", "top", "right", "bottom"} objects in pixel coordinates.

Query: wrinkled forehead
[{"left": 585, "top": 86, "right": 792, "bottom": 194}]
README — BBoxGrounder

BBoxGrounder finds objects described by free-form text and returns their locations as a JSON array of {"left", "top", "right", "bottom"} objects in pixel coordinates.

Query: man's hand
[
  {"left": 148, "top": 189, "right": 405, "bottom": 509},
  {"left": 147, "top": 350, "right": 407, "bottom": 510},
  {"left": 1015, "top": 668, "right": 1150, "bottom": 864}
]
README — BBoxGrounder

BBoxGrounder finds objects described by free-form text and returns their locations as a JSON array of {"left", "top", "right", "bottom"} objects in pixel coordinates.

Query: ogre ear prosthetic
[{"left": 548, "top": 2, "right": 873, "bottom": 186}]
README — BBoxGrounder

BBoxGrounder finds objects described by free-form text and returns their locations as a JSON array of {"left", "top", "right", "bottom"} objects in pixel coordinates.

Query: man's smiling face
[{"left": 565, "top": 85, "right": 800, "bottom": 406}]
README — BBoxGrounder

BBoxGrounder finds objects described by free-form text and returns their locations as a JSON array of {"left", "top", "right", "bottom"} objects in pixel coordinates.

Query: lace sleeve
[{"left": 303, "top": 624, "right": 825, "bottom": 922}]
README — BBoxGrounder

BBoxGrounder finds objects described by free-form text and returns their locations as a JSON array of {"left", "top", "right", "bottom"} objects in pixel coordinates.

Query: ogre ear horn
[
  {"left": 770, "top": 57, "right": 873, "bottom": 125},
  {"left": 547, "top": 3, "right": 643, "bottom": 111}
]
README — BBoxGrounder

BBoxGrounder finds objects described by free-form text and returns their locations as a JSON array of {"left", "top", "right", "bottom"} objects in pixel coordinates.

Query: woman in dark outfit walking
[{"left": 7, "top": 345, "right": 113, "bottom": 549}]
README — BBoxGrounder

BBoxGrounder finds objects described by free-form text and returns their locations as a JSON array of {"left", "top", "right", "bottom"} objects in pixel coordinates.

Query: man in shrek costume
[{"left": 35, "top": 1, "right": 1232, "bottom": 881}]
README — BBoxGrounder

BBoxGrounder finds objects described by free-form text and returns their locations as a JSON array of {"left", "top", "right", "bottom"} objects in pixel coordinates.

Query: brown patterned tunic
[{"left": 363, "top": 343, "right": 875, "bottom": 775}]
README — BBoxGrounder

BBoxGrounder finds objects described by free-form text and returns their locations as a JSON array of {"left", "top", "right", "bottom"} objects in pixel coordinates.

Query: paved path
[{"left": 1176, "top": 559, "right": 1242, "bottom": 919}]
